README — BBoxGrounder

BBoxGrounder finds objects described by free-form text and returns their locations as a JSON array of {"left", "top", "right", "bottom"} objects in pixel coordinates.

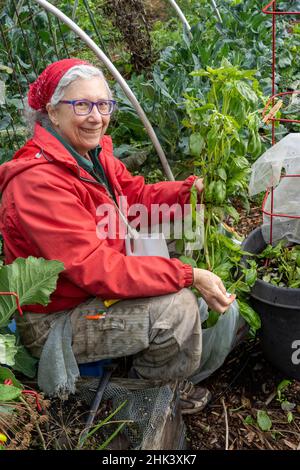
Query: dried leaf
[
  {"left": 241, "top": 397, "right": 251, "bottom": 409},
  {"left": 245, "top": 431, "right": 256, "bottom": 443},
  {"left": 283, "top": 439, "right": 297, "bottom": 450}
]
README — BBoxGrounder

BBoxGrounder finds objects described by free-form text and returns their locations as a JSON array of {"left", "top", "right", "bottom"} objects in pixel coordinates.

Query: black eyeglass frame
[{"left": 59, "top": 99, "right": 116, "bottom": 116}]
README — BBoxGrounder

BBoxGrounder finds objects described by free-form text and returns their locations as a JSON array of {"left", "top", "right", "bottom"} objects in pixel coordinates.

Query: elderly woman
[{"left": 0, "top": 59, "right": 234, "bottom": 413}]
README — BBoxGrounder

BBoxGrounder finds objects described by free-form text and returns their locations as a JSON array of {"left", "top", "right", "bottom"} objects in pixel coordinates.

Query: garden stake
[
  {"left": 262, "top": 1, "right": 300, "bottom": 245},
  {"left": 78, "top": 362, "right": 117, "bottom": 449}
]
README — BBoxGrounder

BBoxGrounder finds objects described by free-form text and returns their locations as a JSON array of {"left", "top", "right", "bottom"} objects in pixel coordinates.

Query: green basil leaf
[{"left": 257, "top": 410, "right": 272, "bottom": 432}]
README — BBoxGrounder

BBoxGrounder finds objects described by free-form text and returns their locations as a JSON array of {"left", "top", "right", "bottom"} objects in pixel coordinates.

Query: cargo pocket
[
  {"left": 15, "top": 311, "right": 61, "bottom": 358},
  {"left": 84, "top": 303, "right": 151, "bottom": 362}
]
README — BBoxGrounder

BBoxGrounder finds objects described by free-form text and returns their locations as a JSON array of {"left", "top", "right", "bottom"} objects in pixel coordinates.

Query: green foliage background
[{"left": 0, "top": 0, "right": 299, "bottom": 171}]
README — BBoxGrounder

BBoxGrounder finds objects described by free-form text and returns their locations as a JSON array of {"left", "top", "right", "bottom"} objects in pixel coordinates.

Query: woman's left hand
[{"left": 194, "top": 177, "right": 204, "bottom": 195}]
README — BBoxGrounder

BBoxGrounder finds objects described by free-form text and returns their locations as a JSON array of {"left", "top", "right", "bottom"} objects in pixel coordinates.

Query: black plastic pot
[{"left": 242, "top": 227, "right": 300, "bottom": 380}]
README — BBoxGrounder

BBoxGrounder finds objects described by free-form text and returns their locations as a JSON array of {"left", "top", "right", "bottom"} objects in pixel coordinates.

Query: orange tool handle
[{"left": 85, "top": 313, "right": 106, "bottom": 320}]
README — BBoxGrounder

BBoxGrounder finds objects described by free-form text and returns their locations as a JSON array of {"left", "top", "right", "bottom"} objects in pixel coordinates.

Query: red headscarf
[{"left": 28, "top": 58, "right": 88, "bottom": 111}]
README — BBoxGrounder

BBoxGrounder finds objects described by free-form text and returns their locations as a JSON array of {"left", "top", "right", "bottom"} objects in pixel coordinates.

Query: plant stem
[
  {"left": 19, "top": 395, "right": 46, "bottom": 450},
  {"left": 204, "top": 208, "right": 211, "bottom": 270}
]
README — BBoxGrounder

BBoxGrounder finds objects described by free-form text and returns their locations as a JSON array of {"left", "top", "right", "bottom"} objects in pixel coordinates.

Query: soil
[
  {"left": 233, "top": 198, "right": 263, "bottom": 237},
  {"left": 185, "top": 338, "right": 300, "bottom": 451}
]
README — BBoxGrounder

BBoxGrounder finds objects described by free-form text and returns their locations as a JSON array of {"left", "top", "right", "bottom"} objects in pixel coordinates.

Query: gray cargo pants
[{"left": 16, "top": 288, "right": 202, "bottom": 381}]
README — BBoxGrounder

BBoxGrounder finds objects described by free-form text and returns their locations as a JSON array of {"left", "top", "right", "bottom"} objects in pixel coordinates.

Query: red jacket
[{"left": 0, "top": 124, "right": 195, "bottom": 313}]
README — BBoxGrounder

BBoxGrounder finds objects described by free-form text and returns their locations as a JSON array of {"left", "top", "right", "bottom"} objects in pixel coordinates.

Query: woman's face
[{"left": 47, "top": 76, "right": 111, "bottom": 155}]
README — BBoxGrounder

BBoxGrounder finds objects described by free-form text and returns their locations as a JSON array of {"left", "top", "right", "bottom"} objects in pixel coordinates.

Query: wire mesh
[
  {"left": 77, "top": 378, "right": 178, "bottom": 450},
  {"left": 262, "top": 1, "right": 300, "bottom": 244}
]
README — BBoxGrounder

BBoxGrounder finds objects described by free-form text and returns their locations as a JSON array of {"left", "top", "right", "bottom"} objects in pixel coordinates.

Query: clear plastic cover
[
  {"left": 249, "top": 133, "right": 300, "bottom": 196},
  {"left": 249, "top": 133, "right": 300, "bottom": 244}
]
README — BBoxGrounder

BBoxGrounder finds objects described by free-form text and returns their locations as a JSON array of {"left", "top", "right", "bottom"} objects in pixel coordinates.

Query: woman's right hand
[{"left": 192, "top": 268, "right": 235, "bottom": 314}]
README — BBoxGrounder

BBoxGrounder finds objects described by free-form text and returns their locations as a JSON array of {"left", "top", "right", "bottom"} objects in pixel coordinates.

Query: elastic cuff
[{"left": 182, "top": 264, "right": 194, "bottom": 287}]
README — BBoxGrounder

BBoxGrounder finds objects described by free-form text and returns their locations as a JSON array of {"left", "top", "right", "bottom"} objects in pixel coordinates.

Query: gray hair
[
  {"left": 50, "top": 64, "right": 112, "bottom": 105},
  {"left": 24, "top": 64, "right": 113, "bottom": 135}
]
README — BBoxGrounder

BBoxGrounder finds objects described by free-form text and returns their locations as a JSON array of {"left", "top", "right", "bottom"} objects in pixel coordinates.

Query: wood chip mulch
[
  {"left": 235, "top": 202, "right": 263, "bottom": 238},
  {"left": 185, "top": 338, "right": 300, "bottom": 450}
]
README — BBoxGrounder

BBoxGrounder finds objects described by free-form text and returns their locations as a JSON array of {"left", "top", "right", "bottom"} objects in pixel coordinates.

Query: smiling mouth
[{"left": 81, "top": 128, "right": 102, "bottom": 134}]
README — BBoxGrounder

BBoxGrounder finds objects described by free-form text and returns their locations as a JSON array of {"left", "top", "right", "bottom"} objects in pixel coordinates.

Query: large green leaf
[
  {"left": 0, "top": 384, "right": 21, "bottom": 402},
  {"left": 0, "top": 366, "right": 23, "bottom": 389},
  {"left": 179, "top": 255, "right": 197, "bottom": 268},
  {"left": 0, "top": 334, "right": 18, "bottom": 366},
  {"left": 190, "top": 133, "right": 205, "bottom": 157},
  {"left": 237, "top": 300, "right": 261, "bottom": 331},
  {"left": 0, "top": 257, "right": 64, "bottom": 327},
  {"left": 12, "top": 344, "right": 38, "bottom": 378},
  {"left": 213, "top": 261, "right": 233, "bottom": 280}
]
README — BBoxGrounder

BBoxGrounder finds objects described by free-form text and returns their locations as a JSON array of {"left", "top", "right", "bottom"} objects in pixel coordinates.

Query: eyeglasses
[{"left": 59, "top": 99, "right": 116, "bottom": 116}]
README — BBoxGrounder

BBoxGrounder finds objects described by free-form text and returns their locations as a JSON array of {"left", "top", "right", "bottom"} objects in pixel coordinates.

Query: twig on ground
[
  {"left": 264, "top": 437, "right": 275, "bottom": 450},
  {"left": 229, "top": 437, "right": 236, "bottom": 450},
  {"left": 293, "top": 420, "right": 300, "bottom": 433},
  {"left": 265, "top": 390, "right": 277, "bottom": 406},
  {"left": 272, "top": 429, "right": 300, "bottom": 436},
  {"left": 221, "top": 397, "right": 229, "bottom": 450}
]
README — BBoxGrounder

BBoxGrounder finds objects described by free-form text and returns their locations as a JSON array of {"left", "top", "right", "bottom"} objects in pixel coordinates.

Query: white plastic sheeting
[
  {"left": 191, "top": 299, "right": 247, "bottom": 383},
  {"left": 249, "top": 133, "right": 300, "bottom": 244}
]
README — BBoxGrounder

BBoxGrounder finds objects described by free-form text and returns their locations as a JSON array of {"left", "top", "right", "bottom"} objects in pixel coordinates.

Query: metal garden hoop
[{"left": 34, "top": 0, "right": 175, "bottom": 180}]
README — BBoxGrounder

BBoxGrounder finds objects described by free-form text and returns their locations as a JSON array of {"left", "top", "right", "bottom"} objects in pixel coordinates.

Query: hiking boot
[{"left": 179, "top": 380, "right": 212, "bottom": 415}]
